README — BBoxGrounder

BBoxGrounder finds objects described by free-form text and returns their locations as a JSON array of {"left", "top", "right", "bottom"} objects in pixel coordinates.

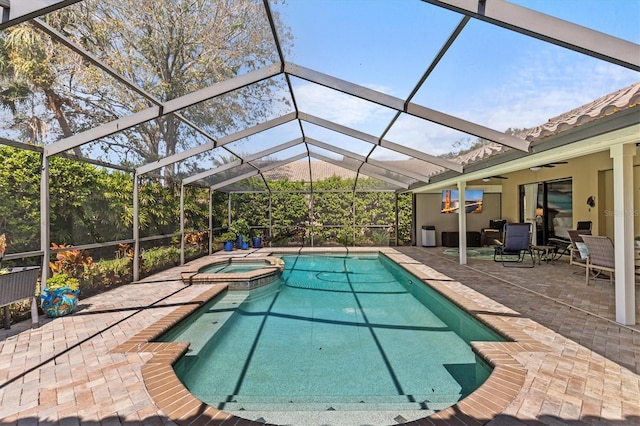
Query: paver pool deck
[{"left": 0, "top": 246, "right": 638, "bottom": 425}]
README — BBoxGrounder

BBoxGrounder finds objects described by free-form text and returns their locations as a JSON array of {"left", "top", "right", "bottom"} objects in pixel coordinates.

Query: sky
[
  {"left": 245, "top": 0, "right": 640, "bottom": 160},
  {"left": 1, "top": 0, "right": 638, "bottom": 171}
]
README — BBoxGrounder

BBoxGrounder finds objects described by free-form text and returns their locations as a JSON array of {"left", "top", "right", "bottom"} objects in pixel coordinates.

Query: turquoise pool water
[{"left": 161, "top": 254, "right": 504, "bottom": 422}]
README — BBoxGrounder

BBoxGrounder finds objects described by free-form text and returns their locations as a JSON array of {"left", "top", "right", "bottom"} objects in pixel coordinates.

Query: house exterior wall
[
  {"left": 492, "top": 150, "right": 639, "bottom": 241},
  {"left": 499, "top": 152, "right": 607, "bottom": 232},
  {"left": 414, "top": 191, "right": 502, "bottom": 246},
  {"left": 413, "top": 148, "right": 639, "bottom": 246}
]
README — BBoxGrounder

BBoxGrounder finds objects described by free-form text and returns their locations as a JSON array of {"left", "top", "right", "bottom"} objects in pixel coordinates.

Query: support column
[
  {"left": 269, "top": 193, "right": 273, "bottom": 247},
  {"left": 208, "top": 188, "right": 213, "bottom": 255},
  {"left": 395, "top": 193, "right": 400, "bottom": 247},
  {"left": 40, "top": 154, "right": 50, "bottom": 287},
  {"left": 457, "top": 181, "right": 467, "bottom": 265},
  {"left": 610, "top": 143, "right": 636, "bottom": 325},
  {"left": 180, "top": 183, "right": 185, "bottom": 265},
  {"left": 133, "top": 174, "right": 140, "bottom": 282},
  {"left": 36, "top": 153, "right": 49, "bottom": 328}
]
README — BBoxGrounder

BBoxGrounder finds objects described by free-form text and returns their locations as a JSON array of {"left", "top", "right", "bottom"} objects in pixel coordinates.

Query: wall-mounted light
[
  {"left": 482, "top": 177, "right": 491, "bottom": 182},
  {"left": 529, "top": 166, "right": 541, "bottom": 171}
]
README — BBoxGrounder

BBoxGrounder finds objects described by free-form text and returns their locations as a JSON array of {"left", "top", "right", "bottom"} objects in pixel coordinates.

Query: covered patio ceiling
[{"left": 0, "top": 0, "right": 638, "bottom": 193}]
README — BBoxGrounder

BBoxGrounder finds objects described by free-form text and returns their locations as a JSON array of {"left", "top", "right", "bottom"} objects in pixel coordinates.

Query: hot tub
[{"left": 181, "top": 256, "right": 284, "bottom": 290}]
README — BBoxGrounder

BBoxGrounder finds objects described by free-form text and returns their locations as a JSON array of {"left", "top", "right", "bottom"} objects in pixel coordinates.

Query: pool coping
[{"left": 113, "top": 247, "right": 551, "bottom": 425}]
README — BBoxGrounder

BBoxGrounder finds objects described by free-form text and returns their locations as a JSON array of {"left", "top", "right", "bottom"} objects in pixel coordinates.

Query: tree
[
  {"left": 58, "top": 0, "right": 292, "bottom": 178},
  {"left": 0, "top": 145, "right": 127, "bottom": 251},
  {"left": 269, "top": 179, "right": 309, "bottom": 238},
  {"left": 1, "top": 1, "right": 291, "bottom": 180},
  {"left": 0, "top": 26, "right": 76, "bottom": 147},
  {"left": 313, "top": 176, "right": 355, "bottom": 227},
  {"left": 0, "top": 146, "right": 42, "bottom": 252}
]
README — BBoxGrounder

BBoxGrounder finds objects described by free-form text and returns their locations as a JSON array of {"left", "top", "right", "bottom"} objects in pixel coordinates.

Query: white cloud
[
  {"left": 451, "top": 47, "right": 639, "bottom": 131},
  {"left": 294, "top": 82, "right": 396, "bottom": 131}
]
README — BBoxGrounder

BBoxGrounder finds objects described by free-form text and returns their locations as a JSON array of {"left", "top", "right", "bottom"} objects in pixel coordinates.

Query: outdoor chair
[
  {"left": 493, "top": 223, "right": 534, "bottom": 267},
  {"left": 548, "top": 221, "right": 591, "bottom": 260},
  {"left": 580, "top": 235, "right": 615, "bottom": 285},
  {"left": 576, "top": 221, "right": 592, "bottom": 231},
  {"left": 568, "top": 229, "right": 592, "bottom": 268},
  {"left": 546, "top": 236, "right": 570, "bottom": 260}
]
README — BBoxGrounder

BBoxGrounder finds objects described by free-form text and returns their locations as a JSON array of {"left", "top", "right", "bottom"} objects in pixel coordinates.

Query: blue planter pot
[
  {"left": 223, "top": 241, "right": 234, "bottom": 251},
  {"left": 252, "top": 237, "right": 262, "bottom": 248},
  {"left": 241, "top": 241, "right": 249, "bottom": 250},
  {"left": 40, "top": 287, "right": 79, "bottom": 318},
  {"left": 236, "top": 236, "right": 244, "bottom": 248}
]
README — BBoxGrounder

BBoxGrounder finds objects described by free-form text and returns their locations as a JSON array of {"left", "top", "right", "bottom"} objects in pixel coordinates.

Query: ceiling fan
[
  {"left": 530, "top": 161, "right": 568, "bottom": 171},
  {"left": 540, "top": 161, "right": 568, "bottom": 168},
  {"left": 481, "top": 176, "right": 508, "bottom": 182}
]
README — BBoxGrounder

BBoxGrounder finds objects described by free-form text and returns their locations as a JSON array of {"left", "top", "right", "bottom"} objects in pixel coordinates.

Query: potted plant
[
  {"left": 219, "top": 231, "right": 237, "bottom": 252},
  {"left": 40, "top": 273, "right": 80, "bottom": 318},
  {"left": 229, "top": 219, "right": 250, "bottom": 248},
  {"left": 251, "top": 231, "right": 263, "bottom": 249}
]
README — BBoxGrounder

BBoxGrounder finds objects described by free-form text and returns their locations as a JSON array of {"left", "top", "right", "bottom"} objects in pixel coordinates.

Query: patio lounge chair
[
  {"left": 580, "top": 235, "right": 615, "bottom": 285},
  {"left": 548, "top": 221, "right": 593, "bottom": 260},
  {"left": 568, "top": 229, "right": 592, "bottom": 268},
  {"left": 493, "top": 223, "right": 534, "bottom": 267}
]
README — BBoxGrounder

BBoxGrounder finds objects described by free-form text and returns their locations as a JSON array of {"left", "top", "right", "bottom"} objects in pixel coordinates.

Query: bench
[
  {"left": 0, "top": 266, "right": 40, "bottom": 329},
  {"left": 441, "top": 231, "right": 482, "bottom": 247}
]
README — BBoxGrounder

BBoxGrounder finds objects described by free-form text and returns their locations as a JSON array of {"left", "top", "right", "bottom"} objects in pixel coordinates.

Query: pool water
[{"left": 162, "top": 254, "right": 504, "bottom": 422}]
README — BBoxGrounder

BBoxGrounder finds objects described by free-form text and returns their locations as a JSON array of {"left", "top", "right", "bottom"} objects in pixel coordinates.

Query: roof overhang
[{"left": 411, "top": 107, "right": 640, "bottom": 192}]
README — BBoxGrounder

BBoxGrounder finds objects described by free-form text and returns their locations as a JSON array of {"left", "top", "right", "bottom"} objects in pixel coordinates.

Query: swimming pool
[{"left": 160, "top": 253, "right": 505, "bottom": 425}]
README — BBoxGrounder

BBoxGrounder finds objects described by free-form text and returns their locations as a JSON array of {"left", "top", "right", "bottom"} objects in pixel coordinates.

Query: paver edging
[{"left": 118, "top": 250, "right": 542, "bottom": 425}]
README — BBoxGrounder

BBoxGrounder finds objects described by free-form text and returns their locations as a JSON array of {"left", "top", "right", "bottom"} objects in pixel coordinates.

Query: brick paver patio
[{"left": 0, "top": 246, "right": 638, "bottom": 425}]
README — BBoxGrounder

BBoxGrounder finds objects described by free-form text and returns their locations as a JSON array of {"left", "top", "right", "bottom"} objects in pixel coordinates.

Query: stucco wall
[
  {"left": 492, "top": 149, "right": 640, "bottom": 241},
  {"left": 414, "top": 147, "right": 639, "bottom": 245},
  {"left": 414, "top": 191, "right": 502, "bottom": 246}
]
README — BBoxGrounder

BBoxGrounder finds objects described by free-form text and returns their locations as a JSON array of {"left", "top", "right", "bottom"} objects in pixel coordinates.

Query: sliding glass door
[{"left": 520, "top": 179, "right": 573, "bottom": 244}]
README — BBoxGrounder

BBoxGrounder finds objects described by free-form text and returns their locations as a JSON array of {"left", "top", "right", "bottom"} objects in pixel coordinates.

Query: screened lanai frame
[{"left": 0, "top": 0, "right": 638, "bottom": 285}]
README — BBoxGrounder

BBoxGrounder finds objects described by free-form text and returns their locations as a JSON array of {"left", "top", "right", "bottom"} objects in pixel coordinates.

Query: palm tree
[{"left": 1, "top": 24, "right": 80, "bottom": 152}]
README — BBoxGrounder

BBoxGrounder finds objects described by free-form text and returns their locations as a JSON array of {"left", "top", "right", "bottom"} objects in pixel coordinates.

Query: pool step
[
  {"left": 201, "top": 394, "right": 461, "bottom": 412},
  {"left": 222, "top": 401, "right": 450, "bottom": 412},
  {"left": 173, "top": 291, "right": 249, "bottom": 357},
  {"left": 230, "top": 409, "right": 437, "bottom": 426},
  {"left": 218, "top": 291, "right": 250, "bottom": 305}
]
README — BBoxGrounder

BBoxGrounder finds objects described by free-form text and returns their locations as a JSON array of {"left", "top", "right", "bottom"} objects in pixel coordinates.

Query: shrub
[
  {"left": 79, "top": 257, "right": 132, "bottom": 298},
  {"left": 141, "top": 246, "right": 180, "bottom": 275},
  {"left": 372, "top": 230, "right": 390, "bottom": 246},
  {"left": 219, "top": 231, "right": 236, "bottom": 242},
  {"left": 49, "top": 243, "right": 93, "bottom": 277},
  {"left": 46, "top": 273, "right": 80, "bottom": 291}
]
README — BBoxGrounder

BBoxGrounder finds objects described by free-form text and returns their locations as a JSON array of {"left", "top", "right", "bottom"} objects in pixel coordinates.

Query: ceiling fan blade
[
  {"left": 481, "top": 175, "right": 509, "bottom": 182},
  {"left": 541, "top": 161, "right": 568, "bottom": 168}
]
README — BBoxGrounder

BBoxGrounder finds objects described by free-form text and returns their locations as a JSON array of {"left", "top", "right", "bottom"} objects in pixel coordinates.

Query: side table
[{"left": 532, "top": 245, "right": 556, "bottom": 265}]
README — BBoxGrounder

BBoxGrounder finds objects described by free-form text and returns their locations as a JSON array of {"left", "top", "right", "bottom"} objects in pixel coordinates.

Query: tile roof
[
  {"left": 523, "top": 81, "right": 640, "bottom": 141},
  {"left": 263, "top": 160, "right": 357, "bottom": 182},
  {"left": 434, "top": 81, "right": 640, "bottom": 174}
]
